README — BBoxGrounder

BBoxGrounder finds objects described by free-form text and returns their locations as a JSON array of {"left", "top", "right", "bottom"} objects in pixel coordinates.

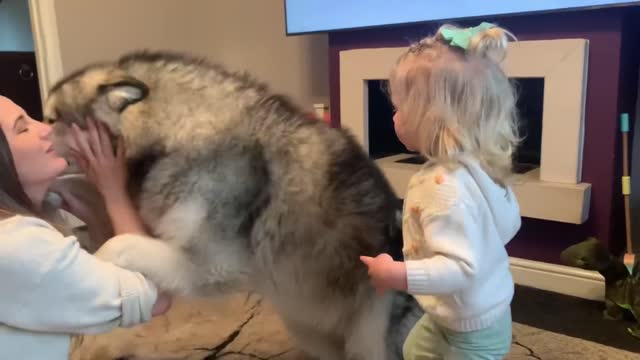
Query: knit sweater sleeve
[
  {"left": 0, "top": 216, "right": 157, "bottom": 334},
  {"left": 403, "top": 170, "right": 481, "bottom": 295}
]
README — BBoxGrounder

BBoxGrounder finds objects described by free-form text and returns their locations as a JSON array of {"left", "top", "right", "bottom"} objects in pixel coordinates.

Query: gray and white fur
[{"left": 45, "top": 51, "right": 423, "bottom": 360}]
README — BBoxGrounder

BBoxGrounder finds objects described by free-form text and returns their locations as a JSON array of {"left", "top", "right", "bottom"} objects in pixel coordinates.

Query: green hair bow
[{"left": 440, "top": 22, "right": 495, "bottom": 50}]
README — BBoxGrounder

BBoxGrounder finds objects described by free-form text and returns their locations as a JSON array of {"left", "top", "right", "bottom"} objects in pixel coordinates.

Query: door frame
[{"left": 28, "top": 0, "right": 63, "bottom": 108}]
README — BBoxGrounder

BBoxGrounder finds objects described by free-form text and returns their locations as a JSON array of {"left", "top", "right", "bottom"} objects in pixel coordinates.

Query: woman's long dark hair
[{"left": 0, "top": 128, "right": 39, "bottom": 218}]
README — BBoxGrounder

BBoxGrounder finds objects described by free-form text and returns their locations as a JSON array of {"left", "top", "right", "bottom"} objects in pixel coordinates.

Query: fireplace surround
[{"left": 340, "top": 39, "right": 591, "bottom": 224}]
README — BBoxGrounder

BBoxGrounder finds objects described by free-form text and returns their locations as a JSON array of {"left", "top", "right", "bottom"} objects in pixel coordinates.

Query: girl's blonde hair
[{"left": 389, "top": 23, "right": 519, "bottom": 187}]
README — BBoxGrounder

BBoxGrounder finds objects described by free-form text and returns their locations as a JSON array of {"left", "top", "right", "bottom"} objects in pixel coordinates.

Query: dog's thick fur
[{"left": 45, "top": 51, "right": 423, "bottom": 360}]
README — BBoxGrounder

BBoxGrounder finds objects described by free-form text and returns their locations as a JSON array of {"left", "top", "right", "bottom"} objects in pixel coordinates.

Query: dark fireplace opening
[
  {"left": 367, "top": 80, "right": 412, "bottom": 159},
  {"left": 366, "top": 78, "right": 544, "bottom": 174},
  {"left": 512, "top": 77, "right": 544, "bottom": 174}
]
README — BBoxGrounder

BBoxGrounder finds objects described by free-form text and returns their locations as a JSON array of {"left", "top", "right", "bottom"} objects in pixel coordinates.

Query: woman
[{"left": 0, "top": 95, "right": 171, "bottom": 359}]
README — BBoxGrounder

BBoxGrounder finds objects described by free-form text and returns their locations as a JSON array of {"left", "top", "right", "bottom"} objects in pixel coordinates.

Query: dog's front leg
[{"left": 95, "top": 234, "right": 198, "bottom": 295}]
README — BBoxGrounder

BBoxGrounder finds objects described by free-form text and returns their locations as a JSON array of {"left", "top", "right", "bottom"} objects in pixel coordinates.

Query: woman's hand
[
  {"left": 70, "top": 119, "right": 128, "bottom": 202},
  {"left": 71, "top": 118, "right": 147, "bottom": 235},
  {"left": 151, "top": 292, "right": 173, "bottom": 317}
]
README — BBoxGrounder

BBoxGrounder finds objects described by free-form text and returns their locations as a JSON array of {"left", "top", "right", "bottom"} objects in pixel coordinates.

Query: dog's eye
[{"left": 45, "top": 117, "right": 58, "bottom": 124}]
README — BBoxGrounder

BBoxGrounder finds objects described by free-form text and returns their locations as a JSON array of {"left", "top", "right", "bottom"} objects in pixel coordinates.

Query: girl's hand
[
  {"left": 70, "top": 119, "right": 128, "bottom": 201},
  {"left": 360, "top": 253, "right": 408, "bottom": 295}
]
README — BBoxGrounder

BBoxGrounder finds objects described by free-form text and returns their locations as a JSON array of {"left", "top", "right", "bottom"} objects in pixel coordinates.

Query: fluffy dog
[{"left": 45, "top": 51, "right": 423, "bottom": 360}]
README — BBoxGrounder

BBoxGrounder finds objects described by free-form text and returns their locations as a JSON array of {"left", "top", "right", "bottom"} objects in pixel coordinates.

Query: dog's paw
[{"left": 94, "top": 235, "right": 139, "bottom": 270}]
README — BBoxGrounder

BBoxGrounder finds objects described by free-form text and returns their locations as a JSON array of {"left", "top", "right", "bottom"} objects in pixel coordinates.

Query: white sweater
[
  {"left": 402, "top": 156, "right": 521, "bottom": 332},
  {"left": 0, "top": 215, "right": 158, "bottom": 359}
]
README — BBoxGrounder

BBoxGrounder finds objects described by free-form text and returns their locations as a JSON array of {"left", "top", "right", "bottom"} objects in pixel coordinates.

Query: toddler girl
[{"left": 361, "top": 22, "right": 521, "bottom": 359}]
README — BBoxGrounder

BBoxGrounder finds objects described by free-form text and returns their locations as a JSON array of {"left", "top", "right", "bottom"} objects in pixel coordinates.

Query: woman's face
[{"left": 0, "top": 96, "right": 67, "bottom": 191}]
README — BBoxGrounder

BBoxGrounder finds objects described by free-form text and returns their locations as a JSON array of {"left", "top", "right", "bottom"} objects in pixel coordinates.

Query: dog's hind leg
[
  {"left": 281, "top": 317, "right": 345, "bottom": 360},
  {"left": 344, "top": 295, "right": 391, "bottom": 360}
]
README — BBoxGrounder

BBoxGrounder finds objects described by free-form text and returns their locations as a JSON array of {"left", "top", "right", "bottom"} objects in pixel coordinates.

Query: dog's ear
[{"left": 98, "top": 77, "right": 149, "bottom": 112}]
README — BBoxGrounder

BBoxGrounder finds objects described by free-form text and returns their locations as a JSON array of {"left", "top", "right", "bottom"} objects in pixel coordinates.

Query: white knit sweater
[
  {"left": 402, "top": 156, "right": 521, "bottom": 332},
  {"left": 0, "top": 215, "right": 157, "bottom": 359}
]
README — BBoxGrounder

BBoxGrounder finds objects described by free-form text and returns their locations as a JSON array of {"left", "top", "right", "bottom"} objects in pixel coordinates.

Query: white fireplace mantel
[{"left": 339, "top": 39, "right": 592, "bottom": 224}]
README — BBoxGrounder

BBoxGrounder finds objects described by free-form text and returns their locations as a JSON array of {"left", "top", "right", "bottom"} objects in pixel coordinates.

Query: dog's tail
[{"left": 386, "top": 291, "right": 424, "bottom": 360}]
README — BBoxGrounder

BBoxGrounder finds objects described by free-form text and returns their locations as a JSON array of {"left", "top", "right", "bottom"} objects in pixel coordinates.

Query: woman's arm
[
  {"left": 101, "top": 191, "right": 148, "bottom": 236},
  {"left": 70, "top": 119, "right": 148, "bottom": 236},
  {"left": 69, "top": 119, "right": 173, "bottom": 313},
  {"left": 0, "top": 217, "right": 164, "bottom": 334}
]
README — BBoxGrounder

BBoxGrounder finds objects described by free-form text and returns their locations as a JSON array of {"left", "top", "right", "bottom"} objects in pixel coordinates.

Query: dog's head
[{"left": 45, "top": 64, "right": 149, "bottom": 158}]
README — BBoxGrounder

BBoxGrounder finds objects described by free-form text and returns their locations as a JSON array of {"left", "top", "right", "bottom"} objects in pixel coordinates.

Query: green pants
[{"left": 403, "top": 309, "right": 512, "bottom": 360}]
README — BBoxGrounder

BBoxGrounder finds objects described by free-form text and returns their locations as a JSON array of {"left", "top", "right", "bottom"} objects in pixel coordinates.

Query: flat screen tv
[{"left": 285, "top": 0, "right": 640, "bottom": 35}]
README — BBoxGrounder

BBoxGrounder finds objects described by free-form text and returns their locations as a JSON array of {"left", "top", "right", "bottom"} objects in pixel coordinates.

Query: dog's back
[{"left": 226, "top": 76, "right": 420, "bottom": 360}]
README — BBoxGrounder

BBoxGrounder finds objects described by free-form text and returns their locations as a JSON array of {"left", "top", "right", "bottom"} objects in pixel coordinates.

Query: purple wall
[{"left": 328, "top": 8, "right": 639, "bottom": 264}]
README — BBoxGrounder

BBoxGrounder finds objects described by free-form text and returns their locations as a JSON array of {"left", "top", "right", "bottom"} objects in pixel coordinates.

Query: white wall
[
  {"left": 188, "top": 0, "right": 330, "bottom": 109},
  {"left": 53, "top": 0, "right": 329, "bottom": 111},
  {"left": 0, "top": 0, "right": 34, "bottom": 51},
  {"left": 54, "top": 0, "right": 200, "bottom": 72}
]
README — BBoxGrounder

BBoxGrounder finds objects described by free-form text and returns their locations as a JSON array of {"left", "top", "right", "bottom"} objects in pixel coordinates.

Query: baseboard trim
[{"left": 509, "top": 257, "right": 605, "bottom": 301}]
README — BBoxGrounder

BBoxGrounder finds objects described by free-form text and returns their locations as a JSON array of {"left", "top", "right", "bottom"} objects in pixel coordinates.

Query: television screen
[{"left": 285, "top": 0, "right": 639, "bottom": 35}]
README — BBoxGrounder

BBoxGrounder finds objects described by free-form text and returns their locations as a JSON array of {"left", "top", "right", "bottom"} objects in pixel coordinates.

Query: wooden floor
[{"left": 70, "top": 290, "right": 640, "bottom": 360}]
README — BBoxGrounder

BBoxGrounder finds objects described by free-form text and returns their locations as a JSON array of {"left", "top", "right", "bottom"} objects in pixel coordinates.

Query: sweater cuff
[
  {"left": 118, "top": 269, "right": 158, "bottom": 327},
  {"left": 405, "top": 260, "right": 431, "bottom": 294}
]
